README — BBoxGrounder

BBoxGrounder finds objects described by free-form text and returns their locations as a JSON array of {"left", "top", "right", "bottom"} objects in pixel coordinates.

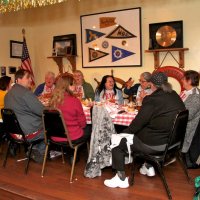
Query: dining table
[{"left": 82, "top": 103, "right": 138, "bottom": 126}]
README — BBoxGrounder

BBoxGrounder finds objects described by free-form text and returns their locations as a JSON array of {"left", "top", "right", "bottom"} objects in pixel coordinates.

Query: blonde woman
[{"left": 50, "top": 76, "right": 91, "bottom": 143}]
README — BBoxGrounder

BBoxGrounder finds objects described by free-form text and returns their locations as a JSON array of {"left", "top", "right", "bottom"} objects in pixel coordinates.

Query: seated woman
[
  {"left": 73, "top": 70, "right": 95, "bottom": 100},
  {"left": 0, "top": 76, "right": 12, "bottom": 137},
  {"left": 124, "top": 72, "right": 152, "bottom": 103},
  {"left": 180, "top": 70, "right": 200, "bottom": 167},
  {"left": 49, "top": 76, "right": 91, "bottom": 144},
  {"left": 95, "top": 75, "right": 124, "bottom": 105}
]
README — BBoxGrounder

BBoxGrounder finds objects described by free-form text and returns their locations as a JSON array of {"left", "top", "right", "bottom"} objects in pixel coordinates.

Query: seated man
[
  {"left": 73, "top": 70, "right": 95, "bottom": 100},
  {"left": 4, "top": 69, "right": 45, "bottom": 163},
  {"left": 124, "top": 72, "right": 152, "bottom": 103},
  {"left": 104, "top": 72, "right": 185, "bottom": 188},
  {"left": 34, "top": 71, "right": 55, "bottom": 97}
]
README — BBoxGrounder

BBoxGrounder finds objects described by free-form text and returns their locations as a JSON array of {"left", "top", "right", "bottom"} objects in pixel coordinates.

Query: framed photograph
[
  {"left": 53, "top": 34, "right": 77, "bottom": 56},
  {"left": 0, "top": 66, "right": 6, "bottom": 76},
  {"left": 80, "top": 7, "right": 142, "bottom": 68},
  {"left": 149, "top": 20, "right": 183, "bottom": 49},
  {"left": 10, "top": 40, "right": 23, "bottom": 58},
  {"left": 8, "top": 66, "right": 17, "bottom": 74}
]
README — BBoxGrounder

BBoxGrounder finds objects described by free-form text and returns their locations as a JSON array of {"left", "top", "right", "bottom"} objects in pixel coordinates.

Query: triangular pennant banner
[
  {"left": 106, "top": 25, "right": 137, "bottom": 39},
  {"left": 86, "top": 29, "right": 106, "bottom": 43},
  {"left": 112, "top": 46, "right": 135, "bottom": 62},
  {"left": 89, "top": 48, "right": 109, "bottom": 62}
]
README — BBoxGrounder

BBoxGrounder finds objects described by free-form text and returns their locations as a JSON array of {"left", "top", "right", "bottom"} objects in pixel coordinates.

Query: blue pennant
[
  {"left": 112, "top": 46, "right": 135, "bottom": 62},
  {"left": 86, "top": 29, "right": 106, "bottom": 43}
]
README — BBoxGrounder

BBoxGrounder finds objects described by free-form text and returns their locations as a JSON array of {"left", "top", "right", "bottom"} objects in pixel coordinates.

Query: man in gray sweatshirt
[{"left": 4, "top": 69, "right": 45, "bottom": 163}]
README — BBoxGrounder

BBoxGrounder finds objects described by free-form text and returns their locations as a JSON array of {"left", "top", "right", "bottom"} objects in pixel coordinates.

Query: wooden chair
[
  {"left": 1, "top": 108, "right": 43, "bottom": 174},
  {"left": 41, "top": 108, "right": 88, "bottom": 183},
  {"left": 130, "top": 110, "right": 191, "bottom": 200}
]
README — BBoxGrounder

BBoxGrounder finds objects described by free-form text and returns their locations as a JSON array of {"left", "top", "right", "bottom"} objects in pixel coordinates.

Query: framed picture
[
  {"left": 80, "top": 7, "right": 142, "bottom": 68},
  {"left": 53, "top": 34, "right": 77, "bottom": 56},
  {"left": 8, "top": 66, "right": 17, "bottom": 74},
  {"left": 10, "top": 40, "right": 23, "bottom": 58},
  {"left": 0, "top": 66, "right": 6, "bottom": 76},
  {"left": 149, "top": 20, "right": 183, "bottom": 49}
]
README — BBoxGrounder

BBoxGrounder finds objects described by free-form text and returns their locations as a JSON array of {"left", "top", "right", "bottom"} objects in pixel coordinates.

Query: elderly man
[
  {"left": 104, "top": 72, "right": 185, "bottom": 188},
  {"left": 5, "top": 69, "right": 45, "bottom": 163},
  {"left": 124, "top": 72, "right": 152, "bottom": 103},
  {"left": 73, "top": 70, "right": 95, "bottom": 100},
  {"left": 34, "top": 71, "right": 55, "bottom": 96}
]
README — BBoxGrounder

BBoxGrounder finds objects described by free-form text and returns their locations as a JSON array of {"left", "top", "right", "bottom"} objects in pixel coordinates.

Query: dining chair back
[{"left": 1, "top": 108, "right": 43, "bottom": 174}]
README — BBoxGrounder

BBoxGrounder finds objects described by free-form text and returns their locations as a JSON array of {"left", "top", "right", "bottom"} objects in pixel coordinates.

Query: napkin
[{"left": 104, "top": 103, "right": 119, "bottom": 118}]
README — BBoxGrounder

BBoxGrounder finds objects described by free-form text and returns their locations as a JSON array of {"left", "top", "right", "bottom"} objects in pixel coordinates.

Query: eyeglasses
[{"left": 139, "top": 79, "right": 147, "bottom": 83}]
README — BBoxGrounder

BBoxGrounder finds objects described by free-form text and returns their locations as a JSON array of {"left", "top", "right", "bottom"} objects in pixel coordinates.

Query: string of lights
[{"left": 0, "top": 0, "right": 77, "bottom": 13}]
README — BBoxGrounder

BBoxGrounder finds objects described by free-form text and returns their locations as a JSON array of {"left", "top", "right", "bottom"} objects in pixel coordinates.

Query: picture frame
[
  {"left": 53, "top": 34, "right": 77, "bottom": 56},
  {"left": 10, "top": 40, "right": 23, "bottom": 58},
  {"left": 80, "top": 7, "right": 142, "bottom": 68},
  {"left": 0, "top": 66, "right": 6, "bottom": 76},
  {"left": 149, "top": 20, "right": 183, "bottom": 49},
  {"left": 8, "top": 66, "right": 17, "bottom": 74}
]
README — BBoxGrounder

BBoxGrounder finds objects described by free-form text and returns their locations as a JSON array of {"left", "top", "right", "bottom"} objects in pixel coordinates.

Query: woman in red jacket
[{"left": 50, "top": 76, "right": 91, "bottom": 143}]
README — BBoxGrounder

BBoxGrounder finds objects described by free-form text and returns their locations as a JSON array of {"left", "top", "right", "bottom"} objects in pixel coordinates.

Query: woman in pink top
[{"left": 50, "top": 76, "right": 90, "bottom": 143}]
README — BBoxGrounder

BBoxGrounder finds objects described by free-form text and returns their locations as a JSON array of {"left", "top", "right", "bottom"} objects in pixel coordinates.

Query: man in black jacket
[{"left": 104, "top": 72, "right": 185, "bottom": 189}]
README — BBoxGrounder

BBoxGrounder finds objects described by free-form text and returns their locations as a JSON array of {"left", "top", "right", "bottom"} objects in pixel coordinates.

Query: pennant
[
  {"left": 112, "top": 46, "right": 135, "bottom": 62},
  {"left": 86, "top": 29, "right": 105, "bottom": 43},
  {"left": 106, "top": 25, "right": 137, "bottom": 39},
  {"left": 99, "top": 17, "right": 117, "bottom": 28},
  {"left": 89, "top": 48, "right": 109, "bottom": 62}
]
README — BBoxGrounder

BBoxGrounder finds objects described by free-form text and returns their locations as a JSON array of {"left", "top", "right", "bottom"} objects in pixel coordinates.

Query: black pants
[
  {"left": 0, "top": 122, "right": 5, "bottom": 142},
  {"left": 112, "top": 136, "right": 163, "bottom": 171},
  {"left": 72, "top": 124, "right": 92, "bottom": 144}
]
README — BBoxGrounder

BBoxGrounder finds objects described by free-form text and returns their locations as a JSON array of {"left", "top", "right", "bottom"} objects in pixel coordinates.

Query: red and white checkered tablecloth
[{"left": 83, "top": 107, "right": 137, "bottom": 126}]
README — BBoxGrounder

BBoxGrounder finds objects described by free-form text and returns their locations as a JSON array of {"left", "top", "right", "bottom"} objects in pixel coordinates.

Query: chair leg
[
  {"left": 129, "top": 156, "right": 136, "bottom": 186},
  {"left": 24, "top": 144, "right": 33, "bottom": 174},
  {"left": 41, "top": 145, "right": 49, "bottom": 177},
  {"left": 3, "top": 141, "right": 11, "bottom": 168},
  {"left": 70, "top": 147, "right": 78, "bottom": 183},
  {"left": 87, "top": 141, "right": 90, "bottom": 154},
  {"left": 61, "top": 147, "right": 65, "bottom": 164},
  {"left": 156, "top": 162, "right": 172, "bottom": 200},
  {"left": 177, "top": 152, "right": 191, "bottom": 183}
]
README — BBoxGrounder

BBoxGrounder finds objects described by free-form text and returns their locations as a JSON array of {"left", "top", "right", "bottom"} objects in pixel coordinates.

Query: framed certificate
[{"left": 10, "top": 40, "right": 23, "bottom": 58}]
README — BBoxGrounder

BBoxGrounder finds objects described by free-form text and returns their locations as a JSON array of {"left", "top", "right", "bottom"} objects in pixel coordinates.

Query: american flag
[{"left": 21, "top": 37, "right": 35, "bottom": 86}]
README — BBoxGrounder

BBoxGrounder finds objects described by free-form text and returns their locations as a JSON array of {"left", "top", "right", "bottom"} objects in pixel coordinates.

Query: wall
[{"left": 0, "top": 0, "right": 199, "bottom": 91}]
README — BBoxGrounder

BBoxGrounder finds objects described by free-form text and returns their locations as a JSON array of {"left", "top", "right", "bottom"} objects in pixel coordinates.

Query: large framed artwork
[{"left": 80, "top": 7, "right": 142, "bottom": 68}]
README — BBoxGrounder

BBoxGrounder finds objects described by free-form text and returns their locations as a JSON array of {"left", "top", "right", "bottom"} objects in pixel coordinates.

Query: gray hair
[
  {"left": 154, "top": 82, "right": 173, "bottom": 93},
  {"left": 141, "top": 72, "right": 151, "bottom": 82},
  {"left": 45, "top": 71, "right": 55, "bottom": 79}
]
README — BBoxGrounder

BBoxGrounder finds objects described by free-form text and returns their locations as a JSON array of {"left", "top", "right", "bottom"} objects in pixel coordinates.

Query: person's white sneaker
[
  {"left": 139, "top": 163, "right": 155, "bottom": 177},
  {"left": 104, "top": 174, "right": 129, "bottom": 188}
]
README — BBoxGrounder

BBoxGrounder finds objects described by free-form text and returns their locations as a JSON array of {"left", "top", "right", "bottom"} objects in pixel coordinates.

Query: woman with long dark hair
[{"left": 95, "top": 75, "right": 124, "bottom": 104}]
